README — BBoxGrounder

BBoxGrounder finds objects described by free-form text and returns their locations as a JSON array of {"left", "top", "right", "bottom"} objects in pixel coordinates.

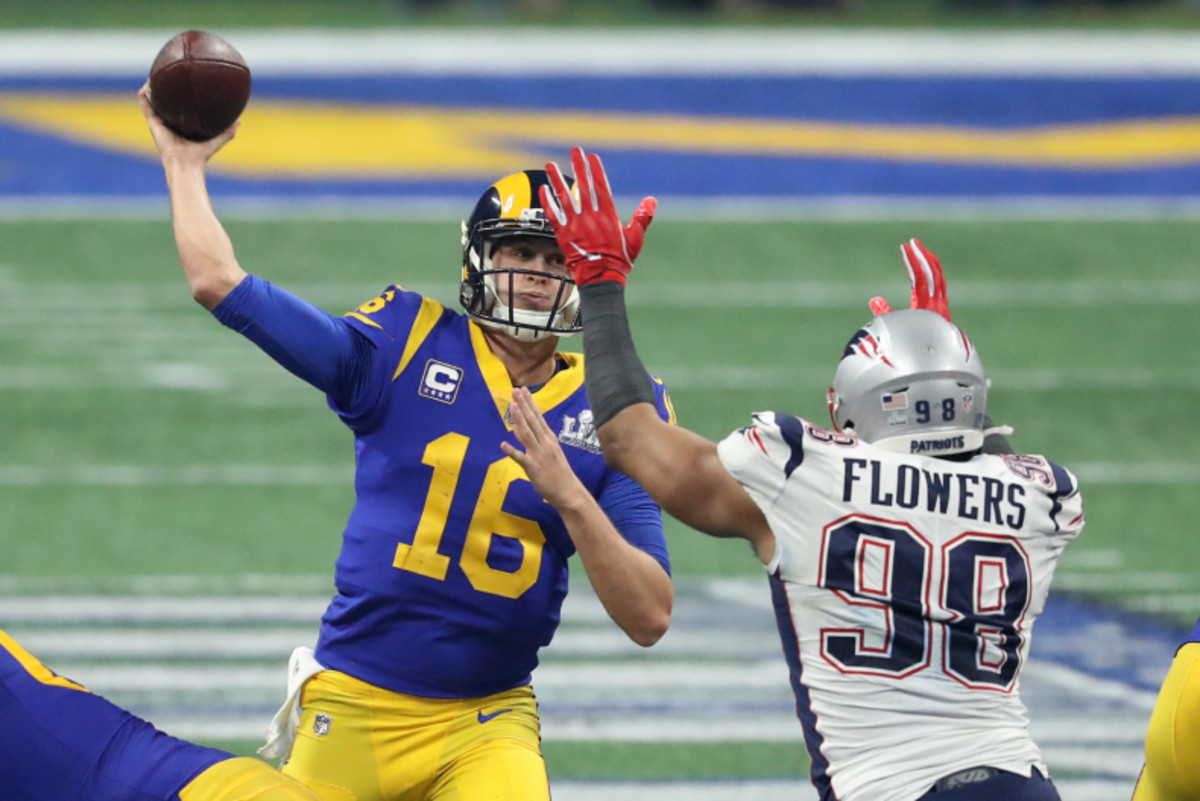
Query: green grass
[
  {"left": 2, "top": 0, "right": 1199, "bottom": 30},
  {"left": 203, "top": 739, "right": 811, "bottom": 778},
  {"left": 544, "top": 741, "right": 810, "bottom": 779},
  {"left": 1, "top": 217, "right": 1197, "bottom": 615}
]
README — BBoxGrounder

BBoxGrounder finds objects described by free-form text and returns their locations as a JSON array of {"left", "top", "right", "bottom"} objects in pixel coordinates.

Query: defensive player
[
  {"left": 138, "top": 94, "right": 674, "bottom": 801},
  {"left": 0, "top": 628, "right": 331, "bottom": 801},
  {"left": 1132, "top": 616, "right": 1200, "bottom": 800},
  {"left": 521, "top": 146, "right": 1083, "bottom": 801}
]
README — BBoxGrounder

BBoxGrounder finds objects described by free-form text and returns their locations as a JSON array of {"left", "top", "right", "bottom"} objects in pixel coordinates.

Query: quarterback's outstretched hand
[
  {"left": 501, "top": 387, "right": 589, "bottom": 511},
  {"left": 541, "top": 147, "right": 656, "bottom": 287},
  {"left": 870, "top": 238, "right": 952, "bottom": 322}
]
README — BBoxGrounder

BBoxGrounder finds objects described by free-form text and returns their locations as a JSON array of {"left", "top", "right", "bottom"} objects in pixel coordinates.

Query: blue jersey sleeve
[
  {"left": 591, "top": 373, "right": 676, "bottom": 576},
  {"left": 0, "top": 630, "right": 231, "bottom": 801},
  {"left": 212, "top": 275, "right": 375, "bottom": 410},
  {"left": 331, "top": 286, "right": 454, "bottom": 431},
  {"left": 597, "top": 469, "right": 670, "bottom": 576}
]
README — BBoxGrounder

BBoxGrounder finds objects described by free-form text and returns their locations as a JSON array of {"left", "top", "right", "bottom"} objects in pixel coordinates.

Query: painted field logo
[{"left": 420, "top": 360, "right": 463, "bottom": 404}]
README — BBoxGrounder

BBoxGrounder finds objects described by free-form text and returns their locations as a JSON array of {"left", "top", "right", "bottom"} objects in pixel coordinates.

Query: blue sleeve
[
  {"left": 212, "top": 275, "right": 375, "bottom": 409},
  {"left": 597, "top": 470, "right": 671, "bottom": 576}
]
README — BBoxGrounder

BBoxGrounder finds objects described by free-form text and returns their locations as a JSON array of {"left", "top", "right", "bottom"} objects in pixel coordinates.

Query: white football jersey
[{"left": 717, "top": 412, "right": 1084, "bottom": 801}]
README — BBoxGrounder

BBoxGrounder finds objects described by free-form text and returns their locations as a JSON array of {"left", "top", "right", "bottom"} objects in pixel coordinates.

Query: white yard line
[
  {"left": 652, "top": 367, "right": 1200, "bottom": 392},
  {"left": 37, "top": 661, "right": 793, "bottom": 700},
  {"left": 5, "top": 30, "right": 1200, "bottom": 76},
  {"left": 551, "top": 779, "right": 1136, "bottom": 801},
  {"left": 5, "top": 626, "right": 781, "bottom": 661},
  {"left": 1053, "top": 572, "right": 1200, "bottom": 592},
  {"left": 0, "top": 461, "right": 1195, "bottom": 486},
  {"left": 0, "top": 464, "right": 353, "bottom": 487},
  {"left": 4, "top": 364, "right": 1200, "bottom": 394},
  {"left": 0, "top": 573, "right": 334, "bottom": 595},
  {"left": 0, "top": 596, "right": 331, "bottom": 623},
  {"left": 0, "top": 583, "right": 1157, "bottom": 795},
  {"left": 11, "top": 197, "right": 1200, "bottom": 222},
  {"left": 2, "top": 279, "right": 1200, "bottom": 310},
  {"left": 552, "top": 781, "right": 818, "bottom": 801},
  {"left": 1024, "top": 661, "right": 1160, "bottom": 711}
]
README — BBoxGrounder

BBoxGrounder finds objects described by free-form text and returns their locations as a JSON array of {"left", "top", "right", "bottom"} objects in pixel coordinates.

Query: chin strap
[
  {"left": 825, "top": 387, "right": 841, "bottom": 431},
  {"left": 981, "top": 419, "right": 1015, "bottom": 455}
]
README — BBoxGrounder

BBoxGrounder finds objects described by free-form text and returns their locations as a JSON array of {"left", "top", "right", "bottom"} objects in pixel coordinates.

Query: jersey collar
[{"left": 468, "top": 321, "right": 585, "bottom": 430}]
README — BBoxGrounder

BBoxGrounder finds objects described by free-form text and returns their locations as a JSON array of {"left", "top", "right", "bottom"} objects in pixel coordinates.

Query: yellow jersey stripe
[
  {"left": 468, "top": 326, "right": 587, "bottom": 429},
  {"left": 394, "top": 297, "right": 447, "bottom": 381},
  {"left": 0, "top": 629, "right": 88, "bottom": 693}
]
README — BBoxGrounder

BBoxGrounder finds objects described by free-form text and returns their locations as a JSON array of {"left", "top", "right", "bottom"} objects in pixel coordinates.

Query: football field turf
[{"left": 1, "top": 214, "right": 1197, "bottom": 797}]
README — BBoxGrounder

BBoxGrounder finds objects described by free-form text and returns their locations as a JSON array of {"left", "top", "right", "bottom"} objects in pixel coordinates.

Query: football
[{"left": 147, "top": 30, "right": 251, "bottom": 142}]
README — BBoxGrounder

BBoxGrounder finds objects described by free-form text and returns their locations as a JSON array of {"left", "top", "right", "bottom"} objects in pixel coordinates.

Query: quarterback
[
  {"left": 138, "top": 94, "right": 674, "bottom": 801},
  {"left": 1133, "top": 616, "right": 1200, "bottom": 800},
  {"left": 517, "top": 147, "right": 1083, "bottom": 801},
  {"left": 0, "top": 629, "right": 328, "bottom": 801}
]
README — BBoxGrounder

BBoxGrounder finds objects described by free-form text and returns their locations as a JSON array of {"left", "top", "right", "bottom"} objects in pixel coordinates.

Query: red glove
[
  {"left": 623, "top": 195, "right": 657, "bottom": 262},
  {"left": 541, "top": 147, "right": 656, "bottom": 287},
  {"left": 900, "top": 237, "right": 952, "bottom": 322},
  {"left": 869, "top": 238, "right": 952, "bottom": 321}
]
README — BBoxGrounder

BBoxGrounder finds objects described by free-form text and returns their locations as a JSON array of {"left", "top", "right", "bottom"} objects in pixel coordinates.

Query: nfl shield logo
[{"left": 313, "top": 712, "right": 332, "bottom": 737}]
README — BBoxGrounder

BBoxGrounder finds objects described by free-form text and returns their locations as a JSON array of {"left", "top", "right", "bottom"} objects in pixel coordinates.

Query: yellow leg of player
[
  {"left": 282, "top": 670, "right": 547, "bottom": 801},
  {"left": 1133, "top": 643, "right": 1200, "bottom": 801},
  {"left": 281, "top": 671, "right": 385, "bottom": 801},
  {"left": 180, "top": 756, "right": 351, "bottom": 801},
  {"left": 428, "top": 737, "right": 549, "bottom": 801}
]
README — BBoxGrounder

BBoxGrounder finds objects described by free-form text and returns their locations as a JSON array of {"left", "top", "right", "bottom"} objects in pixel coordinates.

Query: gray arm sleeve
[{"left": 579, "top": 282, "right": 659, "bottom": 428}]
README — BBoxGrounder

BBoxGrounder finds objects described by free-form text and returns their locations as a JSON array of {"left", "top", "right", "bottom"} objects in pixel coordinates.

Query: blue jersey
[
  {"left": 0, "top": 629, "right": 231, "bottom": 801},
  {"left": 311, "top": 287, "right": 674, "bottom": 698},
  {"left": 1187, "top": 616, "right": 1200, "bottom": 646}
]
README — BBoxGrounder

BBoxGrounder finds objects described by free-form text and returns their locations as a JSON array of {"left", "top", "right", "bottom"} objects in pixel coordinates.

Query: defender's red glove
[
  {"left": 623, "top": 195, "right": 657, "bottom": 262},
  {"left": 541, "top": 147, "right": 656, "bottom": 287},
  {"left": 869, "top": 237, "right": 952, "bottom": 322},
  {"left": 901, "top": 237, "right": 952, "bottom": 321}
]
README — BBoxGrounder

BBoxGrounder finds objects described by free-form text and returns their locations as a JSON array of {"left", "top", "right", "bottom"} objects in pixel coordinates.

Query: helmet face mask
[
  {"left": 829, "top": 309, "right": 988, "bottom": 457},
  {"left": 460, "top": 170, "right": 580, "bottom": 342}
]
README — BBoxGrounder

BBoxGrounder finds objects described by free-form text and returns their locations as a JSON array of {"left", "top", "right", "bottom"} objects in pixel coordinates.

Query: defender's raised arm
[{"left": 541, "top": 147, "right": 776, "bottom": 561}]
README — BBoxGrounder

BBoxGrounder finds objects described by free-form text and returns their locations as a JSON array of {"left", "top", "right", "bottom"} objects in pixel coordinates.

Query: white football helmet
[{"left": 829, "top": 308, "right": 987, "bottom": 456}]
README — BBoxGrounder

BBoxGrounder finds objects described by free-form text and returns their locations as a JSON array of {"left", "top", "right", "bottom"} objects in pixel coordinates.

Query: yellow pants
[
  {"left": 282, "top": 670, "right": 549, "bottom": 801},
  {"left": 1133, "top": 643, "right": 1200, "bottom": 801},
  {"left": 181, "top": 757, "right": 331, "bottom": 801}
]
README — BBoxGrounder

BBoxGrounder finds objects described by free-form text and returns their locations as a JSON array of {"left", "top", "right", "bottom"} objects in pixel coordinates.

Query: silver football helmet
[{"left": 829, "top": 308, "right": 987, "bottom": 456}]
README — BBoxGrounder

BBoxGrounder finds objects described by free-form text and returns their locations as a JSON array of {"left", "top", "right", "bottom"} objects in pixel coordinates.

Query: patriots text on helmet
[{"left": 910, "top": 435, "right": 965, "bottom": 453}]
